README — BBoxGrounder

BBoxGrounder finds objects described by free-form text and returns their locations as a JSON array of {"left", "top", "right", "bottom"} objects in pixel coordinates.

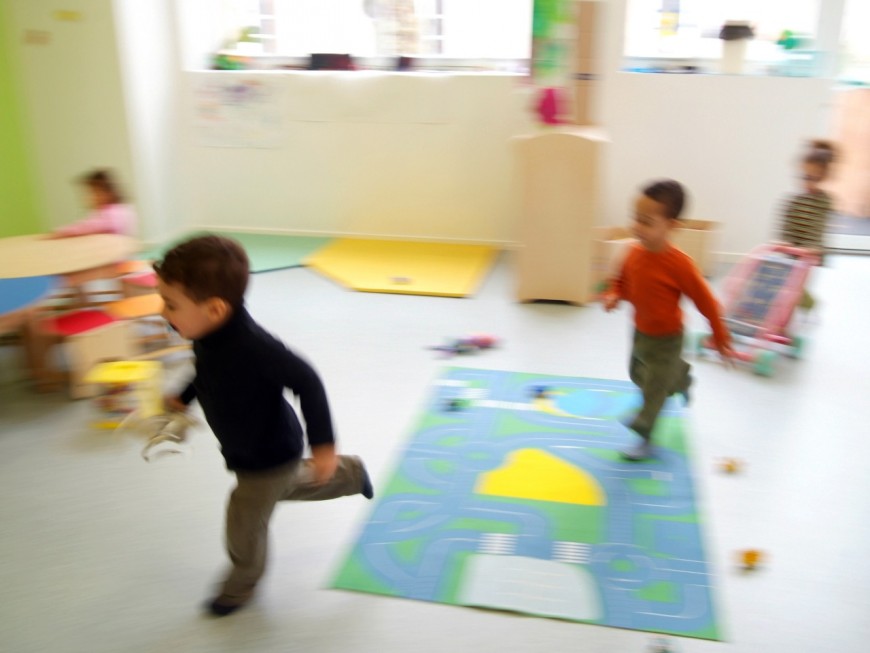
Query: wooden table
[
  {"left": 0, "top": 233, "right": 139, "bottom": 280},
  {"left": 0, "top": 233, "right": 140, "bottom": 394}
]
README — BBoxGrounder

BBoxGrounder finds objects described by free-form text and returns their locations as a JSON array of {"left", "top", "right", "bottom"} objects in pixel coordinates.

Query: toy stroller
[
  {"left": 695, "top": 243, "right": 818, "bottom": 376},
  {"left": 116, "top": 409, "right": 197, "bottom": 462}
]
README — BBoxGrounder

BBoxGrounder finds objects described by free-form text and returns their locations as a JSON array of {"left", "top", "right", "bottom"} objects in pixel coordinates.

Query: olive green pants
[
  {"left": 220, "top": 455, "right": 367, "bottom": 605},
  {"left": 627, "top": 330, "right": 691, "bottom": 441}
]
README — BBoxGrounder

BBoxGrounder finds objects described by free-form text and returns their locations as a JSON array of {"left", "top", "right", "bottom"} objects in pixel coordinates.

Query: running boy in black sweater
[{"left": 155, "top": 235, "right": 372, "bottom": 617}]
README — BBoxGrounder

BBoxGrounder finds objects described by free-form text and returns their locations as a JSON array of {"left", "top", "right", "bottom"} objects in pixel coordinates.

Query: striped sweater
[{"left": 780, "top": 191, "right": 831, "bottom": 252}]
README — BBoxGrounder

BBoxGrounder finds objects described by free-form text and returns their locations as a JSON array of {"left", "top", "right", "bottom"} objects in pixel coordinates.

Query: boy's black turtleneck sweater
[{"left": 179, "top": 306, "right": 335, "bottom": 472}]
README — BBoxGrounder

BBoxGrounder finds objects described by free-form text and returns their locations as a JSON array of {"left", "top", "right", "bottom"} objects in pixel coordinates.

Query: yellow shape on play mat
[
  {"left": 475, "top": 448, "right": 606, "bottom": 506},
  {"left": 305, "top": 238, "right": 498, "bottom": 297}
]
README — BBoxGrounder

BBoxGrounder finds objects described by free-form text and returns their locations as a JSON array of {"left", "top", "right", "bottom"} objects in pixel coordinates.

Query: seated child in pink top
[{"left": 52, "top": 169, "right": 137, "bottom": 238}]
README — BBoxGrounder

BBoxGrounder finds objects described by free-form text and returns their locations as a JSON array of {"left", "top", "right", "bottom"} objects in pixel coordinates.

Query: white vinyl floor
[{"left": 1, "top": 252, "right": 868, "bottom": 653}]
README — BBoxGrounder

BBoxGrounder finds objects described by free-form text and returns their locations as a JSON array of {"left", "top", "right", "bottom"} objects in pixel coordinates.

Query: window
[
  {"left": 219, "top": 0, "right": 532, "bottom": 68},
  {"left": 624, "top": 0, "right": 820, "bottom": 69},
  {"left": 840, "top": 0, "right": 870, "bottom": 83},
  {"left": 414, "top": 0, "right": 444, "bottom": 55},
  {"left": 224, "top": 0, "right": 277, "bottom": 54}
]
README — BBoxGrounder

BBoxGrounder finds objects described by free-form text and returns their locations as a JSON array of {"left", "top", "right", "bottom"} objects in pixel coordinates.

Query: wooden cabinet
[{"left": 513, "top": 128, "right": 606, "bottom": 304}]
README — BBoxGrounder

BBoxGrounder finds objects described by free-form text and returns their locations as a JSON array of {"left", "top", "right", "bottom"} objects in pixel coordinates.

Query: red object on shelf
[
  {"left": 535, "top": 87, "right": 566, "bottom": 125},
  {"left": 42, "top": 309, "right": 116, "bottom": 337}
]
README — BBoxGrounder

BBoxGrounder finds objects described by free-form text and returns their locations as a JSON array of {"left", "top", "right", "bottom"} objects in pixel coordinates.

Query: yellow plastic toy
[
  {"left": 718, "top": 457, "right": 743, "bottom": 474},
  {"left": 84, "top": 361, "right": 163, "bottom": 429},
  {"left": 739, "top": 549, "right": 764, "bottom": 570}
]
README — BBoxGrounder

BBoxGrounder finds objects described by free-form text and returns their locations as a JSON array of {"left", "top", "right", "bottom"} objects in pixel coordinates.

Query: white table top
[{"left": 0, "top": 234, "right": 139, "bottom": 279}]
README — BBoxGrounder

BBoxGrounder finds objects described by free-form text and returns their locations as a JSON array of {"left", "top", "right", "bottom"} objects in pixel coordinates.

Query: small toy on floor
[
  {"left": 116, "top": 409, "right": 198, "bottom": 462},
  {"left": 718, "top": 457, "right": 743, "bottom": 474},
  {"left": 739, "top": 549, "right": 764, "bottom": 571},
  {"left": 430, "top": 334, "right": 498, "bottom": 357},
  {"left": 443, "top": 398, "right": 471, "bottom": 412},
  {"left": 530, "top": 385, "right": 552, "bottom": 400}
]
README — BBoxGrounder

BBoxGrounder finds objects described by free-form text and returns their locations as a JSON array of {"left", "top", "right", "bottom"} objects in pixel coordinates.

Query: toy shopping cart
[{"left": 695, "top": 243, "right": 818, "bottom": 376}]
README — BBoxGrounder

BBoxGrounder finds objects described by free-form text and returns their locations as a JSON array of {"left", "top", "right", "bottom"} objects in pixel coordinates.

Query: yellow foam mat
[{"left": 305, "top": 239, "right": 498, "bottom": 297}]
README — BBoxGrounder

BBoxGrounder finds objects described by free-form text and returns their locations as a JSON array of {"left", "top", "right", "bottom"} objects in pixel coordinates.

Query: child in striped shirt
[{"left": 779, "top": 140, "right": 836, "bottom": 308}]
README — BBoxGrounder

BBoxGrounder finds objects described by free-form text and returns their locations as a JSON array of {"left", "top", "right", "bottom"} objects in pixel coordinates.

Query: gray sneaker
[{"left": 621, "top": 439, "right": 653, "bottom": 461}]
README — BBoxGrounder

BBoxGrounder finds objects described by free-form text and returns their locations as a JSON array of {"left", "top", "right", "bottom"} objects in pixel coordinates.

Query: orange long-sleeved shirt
[{"left": 609, "top": 242, "right": 731, "bottom": 348}]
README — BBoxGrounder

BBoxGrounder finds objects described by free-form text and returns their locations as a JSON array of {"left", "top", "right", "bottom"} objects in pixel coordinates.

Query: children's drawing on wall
[{"left": 193, "top": 76, "right": 285, "bottom": 148}]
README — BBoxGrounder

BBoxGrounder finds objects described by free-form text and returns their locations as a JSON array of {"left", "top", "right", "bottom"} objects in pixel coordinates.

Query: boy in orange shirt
[{"left": 603, "top": 180, "right": 734, "bottom": 460}]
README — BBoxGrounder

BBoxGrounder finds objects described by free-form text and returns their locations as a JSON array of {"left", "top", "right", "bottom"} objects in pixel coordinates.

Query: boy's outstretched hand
[
  {"left": 310, "top": 444, "right": 338, "bottom": 485},
  {"left": 602, "top": 293, "right": 620, "bottom": 312},
  {"left": 717, "top": 342, "right": 737, "bottom": 368}
]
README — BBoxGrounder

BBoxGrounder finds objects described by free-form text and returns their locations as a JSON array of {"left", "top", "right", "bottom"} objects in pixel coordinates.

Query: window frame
[{"left": 214, "top": 0, "right": 533, "bottom": 72}]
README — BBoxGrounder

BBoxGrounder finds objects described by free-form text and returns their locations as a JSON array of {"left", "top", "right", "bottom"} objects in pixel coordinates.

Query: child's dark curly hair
[
  {"left": 803, "top": 139, "right": 836, "bottom": 174},
  {"left": 642, "top": 179, "right": 686, "bottom": 220},
  {"left": 154, "top": 235, "right": 249, "bottom": 307},
  {"left": 83, "top": 169, "right": 125, "bottom": 204}
]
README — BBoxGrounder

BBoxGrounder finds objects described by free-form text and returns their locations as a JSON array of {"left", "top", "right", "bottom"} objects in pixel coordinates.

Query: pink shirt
[{"left": 55, "top": 203, "right": 137, "bottom": 237}]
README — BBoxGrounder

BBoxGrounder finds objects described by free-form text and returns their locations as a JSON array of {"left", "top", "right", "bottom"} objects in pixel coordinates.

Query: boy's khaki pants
[
  {"left": 220, "top": 454, "right": 366, "bottom": 605},
  {"left": 627, "top": 330, "right": 691, "bottom": 441}
]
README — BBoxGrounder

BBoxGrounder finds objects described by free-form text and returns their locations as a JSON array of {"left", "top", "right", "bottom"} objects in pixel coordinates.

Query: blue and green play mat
[{"left": 332, "top": 367, "right": 722, "bottom": 640}]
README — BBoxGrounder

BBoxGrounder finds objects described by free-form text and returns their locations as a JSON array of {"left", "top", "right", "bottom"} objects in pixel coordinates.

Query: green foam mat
[{"left": 139, "top": 231, "right": 332, "bottom": 273}]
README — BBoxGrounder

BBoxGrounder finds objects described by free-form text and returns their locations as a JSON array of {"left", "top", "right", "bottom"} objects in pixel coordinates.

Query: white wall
[
  {"left": 181, "top": 71, "right": 537, "bottom": 244},
  {"left": 6, "top": 0, "right": 135, "bottom": 229},
  {"left": 600, "top": 73, "right": 833, "bottom": 257}
]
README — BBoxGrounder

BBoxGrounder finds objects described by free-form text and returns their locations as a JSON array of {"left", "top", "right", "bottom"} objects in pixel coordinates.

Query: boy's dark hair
[
  {"left": 803, "top": 139, "right": 836, "bottom": 173},
  {"left": 643, "top": 179, "right": 686, "bottom": 220},
  {"left": 82, "top": 169, "right": 124, "bottom": 204},
  {"left": 154, "top": 235, "right": 249, "bottom": 307}
]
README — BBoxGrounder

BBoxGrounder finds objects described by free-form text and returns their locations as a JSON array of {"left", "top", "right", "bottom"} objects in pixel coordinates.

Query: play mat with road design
[{"left": 332, "top": 367, "right": 721, "bottom": 640}]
